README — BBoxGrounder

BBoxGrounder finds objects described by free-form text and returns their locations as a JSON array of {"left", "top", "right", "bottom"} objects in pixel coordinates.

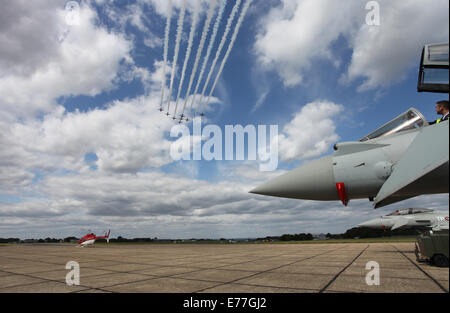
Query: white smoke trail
[
  {"left": 188, "top": 0, "right": 226, "bottom": 114},
  {"left": 173, "top": 0, "right": 201, "bottom": 118},
  {"left": 160, "top": 0, "right": 173, "bottom": 110},
  {"left": 196, "top": 0, "right": 241, "bottom": 115},
  {"left": 204, "top": 0, "right": 253, "bottom": 111},
  {"left": 167, "top": 0, "right": 187, "bottom": 114},
  {"left": 180, "top": 0, "right": 218, "bottom": 117}
]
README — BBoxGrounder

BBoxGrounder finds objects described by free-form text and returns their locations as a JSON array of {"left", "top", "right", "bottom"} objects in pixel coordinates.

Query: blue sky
[{"left": 0, "top": 0, "right": 448, "bottom": 239}]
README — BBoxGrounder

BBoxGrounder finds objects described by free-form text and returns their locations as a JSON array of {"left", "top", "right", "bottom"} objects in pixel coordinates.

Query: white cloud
[
  {"left": 1, "top": 94, "right": 174, "bottom": 186},
  {"left": 1, "top": 0, "right": 448, "bottom": 240},
  {"left": 254, "top": 0, "right": 449, "bottom": 90},
  {"left": 0, "top": 0, "right": 62, "bottom": 77},
  {"left": 143, "top": 33, "right": 163, "bottom": 49},
  {"left": 254, "top": 0, "right": 359, "bottom": 87},
  {"left": 218, "top": 162, "right": 286, "bottom": 182},
  {"left": 0, "top": 1, "right": 134, "bottom": 118},
  {"left": 0, "top": 1, "right": 167, "bottom": 192},
  {"left": 0, "top": 57, "right": 175, "bottom": 193},
  {"left": 278, "top": 100, "right": 343, "bottom": 162},
  {"left": 2, "top": 167, "right": 447, "bottom": 238},
  {"left": 103, "top": 0, "right": 153, "bottom": 33},
  {"left": 343, "top": 0, "right": 450, "bottom": 91}
]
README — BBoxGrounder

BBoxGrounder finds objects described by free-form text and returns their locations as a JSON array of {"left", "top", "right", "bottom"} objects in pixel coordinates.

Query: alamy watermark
[
  {"left": 65, "top": 1, "right": 80, "bottom": 26},
  {"left": 170, "top": 117, "right": 279, "bottom": 172},
  {"left": 365, "top": 1, "right": 380, "bottom": 26},
  {"left": 365, "top": 261, "right": 380, "bottom": 286},
  {"left": 65, "top": 261, "right": 80, "bottom": 286}
]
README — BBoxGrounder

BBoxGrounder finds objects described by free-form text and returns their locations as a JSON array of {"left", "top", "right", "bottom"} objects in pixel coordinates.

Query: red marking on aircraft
[
  {"left": 336, "top": 183, "right": 349, "bottom": 206},
  {"left": 78, "top": 230, "right": 110, "bottom": 247}
]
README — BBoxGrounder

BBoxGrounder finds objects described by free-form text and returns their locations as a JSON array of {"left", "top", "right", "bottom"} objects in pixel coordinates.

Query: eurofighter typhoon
[
  {"left": 358, "top": 208, "right": 449, "bottom": 231},
  {"left": 251, "top": 43, "right": 449, "bottom": 209}
]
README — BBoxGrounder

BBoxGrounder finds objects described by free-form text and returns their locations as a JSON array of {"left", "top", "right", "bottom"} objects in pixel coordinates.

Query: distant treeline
[
  {"left": 256, "top": 227, "right": 420, "bottom": 242},
  {"left": 328, "top": 227, "right": 420, "bottom": 239},
  {"left": 110, "top": 236, "right": 157, "bottom": 243},
  {"left": 255, "top": 233, "right": 314, "bottom": 242},
  {"left": 0, "top": 238, "right": 21, "bottom": 243},
  {"left": 0, "top": 236, "right": 219, "bottom": 244},
  {"left": 0, "top": 236, "right": 159, "bottom": 243},
  {"left": 0, "top": 237, "right": 62, "bottom": 243},
  {"left": 0, "top": 237, "right": 79, "bottom": 243},
  {"left": 0, "top": 227, "right": 421, "bottom": 244},
  {"left": 280, "top": 233, "right": 314, "bottom": 241}
]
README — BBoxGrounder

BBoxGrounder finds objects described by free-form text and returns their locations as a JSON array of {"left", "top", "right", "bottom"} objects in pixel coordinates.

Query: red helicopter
[{"left": 77, "top": 230, "right": 110, "bottom": 247}]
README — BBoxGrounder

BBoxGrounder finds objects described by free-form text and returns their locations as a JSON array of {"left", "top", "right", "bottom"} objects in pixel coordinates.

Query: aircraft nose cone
[
  {"left": 250, "top": 155, "right": 338, "bottom": 200},
  {"left": 358, "top": 218, "right": 383, "bottom": 229}
]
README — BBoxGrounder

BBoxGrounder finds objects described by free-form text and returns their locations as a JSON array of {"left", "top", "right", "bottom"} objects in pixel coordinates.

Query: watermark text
[{"left": 170, "top": 118, "right": 279, "bottom": 172}]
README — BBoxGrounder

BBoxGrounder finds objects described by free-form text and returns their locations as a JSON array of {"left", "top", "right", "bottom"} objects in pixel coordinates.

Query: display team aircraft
[
  {"left": 251, "top": 43, "right": 449, "bottom": 209},
  {"left": 358, "top": 208, "right": 449, "bottom": 231}
]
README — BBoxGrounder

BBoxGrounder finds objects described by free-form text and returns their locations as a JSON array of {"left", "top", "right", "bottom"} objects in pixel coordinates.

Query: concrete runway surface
[{"left": 0, "top": 243, "right": 448, "bottom": 293}]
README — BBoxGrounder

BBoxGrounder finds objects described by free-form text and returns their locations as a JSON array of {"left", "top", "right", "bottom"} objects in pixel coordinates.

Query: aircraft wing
[
  {"left": 374, "top": 121, "right": 449, "bottom": 208},
  {"left": 432, "top": 224, "right": 449, "bottom": 231},
  {"left": 391, "top": 217, "right": 409, "bottom": 230},
  {"left": 431, "top": 216, "right": 449, "bottom": 231}
]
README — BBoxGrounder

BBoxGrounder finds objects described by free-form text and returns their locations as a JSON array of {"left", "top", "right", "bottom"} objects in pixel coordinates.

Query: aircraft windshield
[
  {"left": 360, "top": 108, "right": 427, "bottom": 142},
  {"left": 386, "top": 208, "right": 434, "bottom": 216}
]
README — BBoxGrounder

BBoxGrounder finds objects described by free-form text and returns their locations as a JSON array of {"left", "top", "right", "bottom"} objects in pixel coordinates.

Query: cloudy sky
[{"left": 0, "top": 0, "right": 448, "bottom": 239}]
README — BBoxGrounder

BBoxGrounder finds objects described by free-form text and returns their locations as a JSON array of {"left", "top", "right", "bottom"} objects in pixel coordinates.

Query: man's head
[{"left": 435, "top": 100, "right": 449, "bottom": 115}]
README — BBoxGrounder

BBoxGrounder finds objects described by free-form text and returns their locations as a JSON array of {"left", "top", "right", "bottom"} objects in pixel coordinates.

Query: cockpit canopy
[
  {"left": 360, "top": 108, "right": 428, "bottom": 142},
  {"left": 418, "top": 43, "right": 449, "bottom": 93},
  {"left": 386, "top": 208, "right": 434, "bottom": 216}
]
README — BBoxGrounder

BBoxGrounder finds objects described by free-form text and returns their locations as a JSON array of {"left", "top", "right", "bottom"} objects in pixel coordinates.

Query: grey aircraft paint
[
  {"left": 250, "top": 43, "right": 449, "bottom": 209},
  {"left": 250, "top": 109, "right": 449, "bottom": 208},
  {"left": 358, "top": 208, "right": 449, "bottom": 231}
]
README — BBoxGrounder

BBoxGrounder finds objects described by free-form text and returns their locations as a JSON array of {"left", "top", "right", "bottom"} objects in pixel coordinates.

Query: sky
[{"left": 0, "top": 0, "right": 449, "bottom": 239}]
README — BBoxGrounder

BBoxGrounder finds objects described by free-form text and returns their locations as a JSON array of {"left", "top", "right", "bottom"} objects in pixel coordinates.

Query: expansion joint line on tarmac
[
  {"left": 80, "top": 251, "right": 305, "bottom": 291},
  {"left": 392, "top": 245, "right": 448, "bottom": 293},
  {"left": 0, "top": 267, "right": 108, "bottom": 293},
  {"left": 193, "top": 245, "right": 347, "bottom": 293},
  {"left": 319, "top": 245, "right": 369, "bottom": 293},
  {"left": 0, "top": 254, "right": 114, "bottom": 293}
]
